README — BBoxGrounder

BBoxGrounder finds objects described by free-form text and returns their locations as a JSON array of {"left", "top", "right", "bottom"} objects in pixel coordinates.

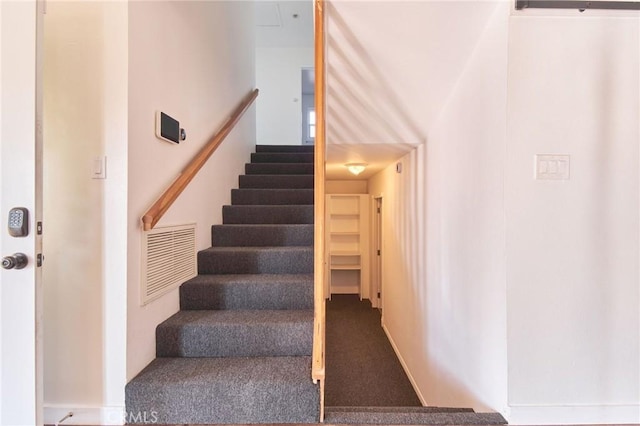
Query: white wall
[
  {"left": 506, "top": 13, "right": 640, "bottom": 424},
  {"left": 127, "top": 1, "right": 256, "bottom": 380},
  {"left": 422, "top": 3, "right": 509, "bottom": 412},
  {"left": 43, "top": 2, "right": 128, "bottom": 423},
  {"left": 326, "top": 179, "right": 367, "bottom": 194},
  {"left": 44, "top": 1, "right": 104, "bottom": 407},
  {"left": 256, "top": 47, "right": 313, "bottom": 145},
  {"left": 367, "top": 4, "right": 510, "bottom": 413},
  {"left": 360, "top": 3, "right": 508, "bottom": 411},
  {"left": 365, "top": 3, "right": 640, "bottom": 424}
]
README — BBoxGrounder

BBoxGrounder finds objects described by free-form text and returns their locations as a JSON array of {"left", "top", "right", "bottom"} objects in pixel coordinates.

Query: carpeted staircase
[{"left": 126, "top": 145, "right": 319, "bottom": 424}]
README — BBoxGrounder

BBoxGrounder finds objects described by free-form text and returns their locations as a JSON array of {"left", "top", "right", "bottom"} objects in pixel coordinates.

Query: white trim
[
  {"left": 382, "top": 323, "right": 427, "bottom": 406},
  {"left": 44, "top": 405, "right": 125, "bottom": 425},
  {"left": 507, "top": 403, "right": 640, "bottom": 425}
]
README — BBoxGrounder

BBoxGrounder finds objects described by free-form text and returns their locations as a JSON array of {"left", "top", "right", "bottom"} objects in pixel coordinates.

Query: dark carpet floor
[{"left": 325, "top": 294, "right": 422, "bottom": 407}]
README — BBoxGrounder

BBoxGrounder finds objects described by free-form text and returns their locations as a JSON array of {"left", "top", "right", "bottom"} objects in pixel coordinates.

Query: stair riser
[
  {"left": 198, "top": 249, "right": 313, "bottom": 274},
  {"left": 157, "top": 321, "right": 312, "bottom": 357},
  {"left": 223, "top": 205, "right": 313, "bottom": 224},
  {"left": 212, "top": 225, "right": 313, "bottom": 247},
  {"left": 239, "top": 174, "right": 314, "bottom": 189},
  {"left": 256, "top": 145, "right": 314, "bottom": 153},
  {"left": 231, "top": 189, "right": 313, "bottom": 205},
  {"left": 180, "top": 280, "right": 314, "bottom": 310},
  {"left": 251, "top": 152, "right": 314, "bottom": 163},
  {"left": 246, "top": 163, "right": 314, "bottom": 175}
]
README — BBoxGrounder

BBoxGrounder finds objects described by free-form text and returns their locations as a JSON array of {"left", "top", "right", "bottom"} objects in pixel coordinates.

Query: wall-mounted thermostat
[{"left": 156, "top": 111, "right": 186, "bottom": 144}]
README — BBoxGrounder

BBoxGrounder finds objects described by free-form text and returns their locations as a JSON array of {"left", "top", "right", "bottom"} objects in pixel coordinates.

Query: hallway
[{"left": 325, "top": 295, "right": 421, "bottom": 407}]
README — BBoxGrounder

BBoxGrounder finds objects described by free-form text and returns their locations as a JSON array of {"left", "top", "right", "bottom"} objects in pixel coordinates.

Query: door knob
[{"left": 1, "top": 253, "right": 28, "bottom": 270}]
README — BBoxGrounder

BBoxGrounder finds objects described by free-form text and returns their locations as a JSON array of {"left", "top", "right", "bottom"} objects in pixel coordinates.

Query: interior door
[{"left": 0, "top": 1, "right": 43, "bottom": 424}]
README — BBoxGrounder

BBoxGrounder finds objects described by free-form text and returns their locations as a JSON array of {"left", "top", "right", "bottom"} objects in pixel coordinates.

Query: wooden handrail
[
  {"left": 312, "top": 0, "right": 326, "bottom": 422},
  {"left": 142, "top": 88, "right": 259, "bottom": 231}
]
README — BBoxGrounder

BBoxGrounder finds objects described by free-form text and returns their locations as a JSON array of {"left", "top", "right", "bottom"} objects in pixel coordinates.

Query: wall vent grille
[{"left": 141, "top": 223, "right": 197, "bottom": 305}]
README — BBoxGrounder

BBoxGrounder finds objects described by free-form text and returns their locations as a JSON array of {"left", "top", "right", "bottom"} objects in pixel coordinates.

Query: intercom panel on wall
[{"left": 155, "top": 111, "right": 181, "bottom": 144}]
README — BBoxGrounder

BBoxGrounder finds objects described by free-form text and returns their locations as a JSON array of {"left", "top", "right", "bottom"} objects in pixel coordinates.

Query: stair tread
[
  {"left": 323, "top": 409, "right": 507, "bottom": 425},
  {"left": 251, "top": 152, "right": 314, "bottom": 163},
  {"left": 325, "top": 406, "right": 475, "bottom": 413},
  {"left": 183, "top": 273, "right": 314, "bottom": 285},
  {"left": 201, "top": 246, "right": 313, "bottom": 253},
  {"left": 233, "top": 188, "right": 314, "bottom": 192},
  {"left": 157, "top": 310, "right": 313, "bottom": 357},
  {"left": 245, "top": 163, "right": 314, "bottom": 175},
  {"left": 129, "top": 355, "right": 313, "bottom": 383},
  {"left": 213, "top": 224, "right": 313, "bottom": 229},
  {"left": 256, "top": 144, "right": 314, "bottom": 153},
  {"left": 160, "top": 309, "right": 313, "bottom": 327},
  {"left": 126, "top": 356, "right": 319, "bottom": 424}
]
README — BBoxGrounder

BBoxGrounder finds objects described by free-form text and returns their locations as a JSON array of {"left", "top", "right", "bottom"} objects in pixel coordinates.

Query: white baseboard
[
  {"left": 382, "top": 323, "right": 427, "bottom": 406},
  {"left": 508, "top": 403, "right": 640, "bottom": 425},
  {"left": 44, "top": 405, "right": 125, "bottom": 425}
]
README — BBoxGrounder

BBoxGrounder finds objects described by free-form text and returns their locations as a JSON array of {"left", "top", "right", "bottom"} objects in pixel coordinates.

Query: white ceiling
[
  {"left": 326, "top": 143, "right": 417, "bottom": 180},
  {"left": 255, "top": 1, "right": 313, "bottom": 48}
]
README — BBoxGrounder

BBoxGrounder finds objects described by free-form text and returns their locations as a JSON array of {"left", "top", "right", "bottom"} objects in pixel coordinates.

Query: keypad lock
[{"left": 8, "top": 207, "right": 28, "bottom": 237}]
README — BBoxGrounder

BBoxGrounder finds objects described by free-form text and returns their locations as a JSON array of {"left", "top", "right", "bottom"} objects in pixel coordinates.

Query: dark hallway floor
[{"left": 324, "top": 294, "right": 422, "bottom": 407}]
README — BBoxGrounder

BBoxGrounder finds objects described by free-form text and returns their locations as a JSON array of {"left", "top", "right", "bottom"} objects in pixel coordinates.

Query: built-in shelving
[{"left": 325, "top": 194, "right": 369, "bottom": 298}]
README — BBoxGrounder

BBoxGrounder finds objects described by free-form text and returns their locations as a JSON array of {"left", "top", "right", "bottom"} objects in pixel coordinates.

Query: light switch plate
[
  {"left": 92, "top": 156, "right": 106, "bottom": 179},
  {"left": 535, "top": 154, "right": 570, "bottom": 180}
]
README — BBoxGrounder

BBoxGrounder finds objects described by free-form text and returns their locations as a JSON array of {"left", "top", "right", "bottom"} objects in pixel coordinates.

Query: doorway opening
[{"left": 301, "top": 67, "right": 315, "bottom": 145}]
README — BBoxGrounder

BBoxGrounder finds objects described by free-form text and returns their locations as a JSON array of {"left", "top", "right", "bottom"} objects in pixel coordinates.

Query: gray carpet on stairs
[
  {"left": 156, "top": 309, "right": 313, "bottom": 357},
  {"left": 245, "top": 162, "right": 314, "bottom": 175},
  {"left": 212, "top": 224, "right": 313, "bottom": 247},
  {"left": 180, "top": 274, "right": 314, "bottom": 310},
  {"left": 231, "top": 188, "right": 314, "bottom": 205},
  {"left": 222, "top": 205, "right": 313, "bottom": 224},
  {"left": 324, "top": 407, "right": 507, "bottom": 425},
  {"left": 256, "top": 144, "right": 314, "bottom": 152},
  {"left": 239, "top": 174, "right": 313, "bottom": 189},
  {"left": 251, "top": 152, "right": 314, "bottom": 163},
  {"left": 197, "top": 246, "right": 313, "bottom": 274},
  {"left": 126, "top": 145, "right": 319, "bottom": 424},
  {"left": 125, "top": 356, "right": 319, "bottom": 424}
]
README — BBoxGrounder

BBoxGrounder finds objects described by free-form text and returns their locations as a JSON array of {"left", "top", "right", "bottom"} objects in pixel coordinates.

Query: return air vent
[{"left": 141, "top": 223, "right": 197, "bottom": 305}]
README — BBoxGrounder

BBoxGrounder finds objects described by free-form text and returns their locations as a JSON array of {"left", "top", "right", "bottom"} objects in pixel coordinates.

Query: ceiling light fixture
[{"left": 345, "top": 163, "right": 367, "bottom": 176}]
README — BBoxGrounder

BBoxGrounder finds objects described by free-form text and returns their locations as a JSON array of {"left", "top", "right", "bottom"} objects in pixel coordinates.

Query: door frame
[
  {"left": 370, "top": 194, "right": 383, "bottom": 310},
  {"left": 0, "top": 0, "right": 44, "bottom": 424}
]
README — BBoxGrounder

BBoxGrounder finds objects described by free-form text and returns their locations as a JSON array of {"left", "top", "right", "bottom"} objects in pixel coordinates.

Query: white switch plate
[
  {"left": 92, "top": 156, "right": 106, "bottom": 179},
  {"left": 535, "top": 154, "right": 570, "bottom": 180}
]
